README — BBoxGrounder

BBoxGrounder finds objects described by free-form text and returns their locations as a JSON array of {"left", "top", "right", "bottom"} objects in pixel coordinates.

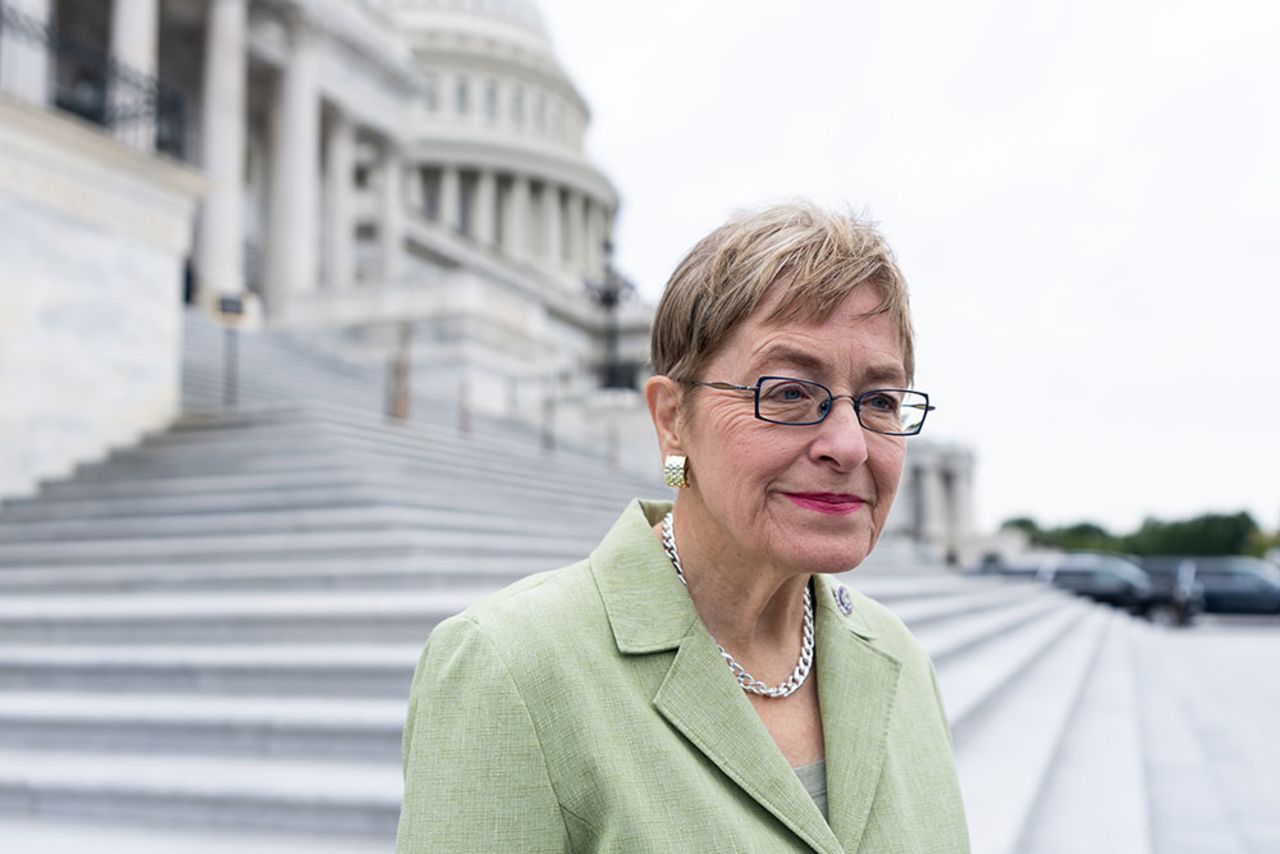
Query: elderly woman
[{"left": 396, "top": 203, "right": 969, "bottom": 853}]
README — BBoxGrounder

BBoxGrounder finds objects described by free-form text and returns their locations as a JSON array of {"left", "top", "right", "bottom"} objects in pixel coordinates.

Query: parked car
[
  {"left": 1036, "top": 553, "right": 1157, "bottom": 617},
  {"left": 1188, "top": 556, "right": 1280, "bottom": 615},
  {"left": 1137, "top": 557, "right": 1206, "bottom": 626}
]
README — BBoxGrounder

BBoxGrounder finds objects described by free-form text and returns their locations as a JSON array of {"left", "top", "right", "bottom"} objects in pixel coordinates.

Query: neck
[{"left": 660, "top": 498, "right": 811, "bottom": 680}]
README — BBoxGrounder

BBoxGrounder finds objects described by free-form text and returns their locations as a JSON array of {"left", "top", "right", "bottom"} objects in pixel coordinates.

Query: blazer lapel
[
  {"left": 590, "top": 500, "right": 844, "bottom": 854},
  {"left": 653, "top": 628, "right": 846, "bottom": 854},
  {"left": 813, "top": 574, "right": 902, "bottom": 853}
]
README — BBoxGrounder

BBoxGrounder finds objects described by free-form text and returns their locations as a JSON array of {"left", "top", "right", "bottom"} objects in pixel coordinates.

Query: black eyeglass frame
[{"left": 684, "top": 375, "right": 936, "bottom": 436}]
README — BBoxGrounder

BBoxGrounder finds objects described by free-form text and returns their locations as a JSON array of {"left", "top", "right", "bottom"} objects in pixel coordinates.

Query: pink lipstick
[{"left": 783, "top": 493, "right": 867, "bottom": 515}]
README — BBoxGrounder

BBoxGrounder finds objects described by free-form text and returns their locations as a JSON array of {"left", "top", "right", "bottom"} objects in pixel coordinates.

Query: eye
[
  {"left": 861, "top": 391, "right": 901, "bottom": 413},
  {"left": 763, "top": 381, "right": 816, "bottom": 402}
]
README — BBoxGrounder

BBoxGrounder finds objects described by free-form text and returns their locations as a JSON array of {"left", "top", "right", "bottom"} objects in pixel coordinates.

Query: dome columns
[
  {"left": 473, "top": 169, "right": 498, "bottom": 247},
  {"left": 540, "top": 182, "right": 562, "bottom": 266},
  {"left": 502, "top": 174, "right": 531, "bottom": 259}
]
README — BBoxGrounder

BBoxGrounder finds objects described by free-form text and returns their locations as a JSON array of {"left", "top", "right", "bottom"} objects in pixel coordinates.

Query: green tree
[
  {"left": 1123, "top": 512, "right": 1259, "bottom": 556},
  {"left": 1001, "top": 512, "right": 1264, "bottom": 557}
]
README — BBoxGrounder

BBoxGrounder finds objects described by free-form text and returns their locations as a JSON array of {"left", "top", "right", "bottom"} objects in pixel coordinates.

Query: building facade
[{"left": 0, "top": 0, "right": 978, "bottom": 563}]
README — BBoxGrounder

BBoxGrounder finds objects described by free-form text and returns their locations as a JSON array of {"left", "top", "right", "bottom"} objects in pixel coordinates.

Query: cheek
[
  {"left": 689, "top": 407, "right": 782, "bottom": 491},
  {"left": 870, "top": 443, "right": 906, "bottom": 506}
]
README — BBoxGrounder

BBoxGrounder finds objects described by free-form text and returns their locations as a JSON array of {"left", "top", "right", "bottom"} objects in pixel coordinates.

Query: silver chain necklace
[{"left": 660, "top": 511, "right": 814, "bottom": 699}]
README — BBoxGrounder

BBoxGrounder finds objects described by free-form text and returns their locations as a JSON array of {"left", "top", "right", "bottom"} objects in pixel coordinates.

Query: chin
[{"left": 792, "top": 537, "right": 875, "bottom": 575}]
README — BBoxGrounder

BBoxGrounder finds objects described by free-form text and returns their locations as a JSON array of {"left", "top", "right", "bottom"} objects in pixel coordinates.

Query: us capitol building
[{"left": 0, "top": 0, "right": 977, "bottom": 563}]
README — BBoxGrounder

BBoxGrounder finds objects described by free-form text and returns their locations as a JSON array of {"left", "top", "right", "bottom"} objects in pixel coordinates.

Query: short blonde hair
[{"left": 650, "top": 202, "right": 915, "bottom": 388}]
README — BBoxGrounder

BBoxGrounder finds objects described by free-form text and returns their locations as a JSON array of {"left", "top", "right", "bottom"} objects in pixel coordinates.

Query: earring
[{"left": 664, "top": 454, "right": 690, "bottom": 489}]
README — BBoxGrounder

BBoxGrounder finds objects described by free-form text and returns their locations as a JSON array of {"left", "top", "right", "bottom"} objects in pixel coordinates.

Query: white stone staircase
[{"left": 0, "top": 311, "right": 1254, "bottom": 853}]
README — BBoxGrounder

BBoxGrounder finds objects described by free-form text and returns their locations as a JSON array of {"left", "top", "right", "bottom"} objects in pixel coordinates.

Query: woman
[{"left": 396, "top": 203, "right": 969, "bottom": 853}]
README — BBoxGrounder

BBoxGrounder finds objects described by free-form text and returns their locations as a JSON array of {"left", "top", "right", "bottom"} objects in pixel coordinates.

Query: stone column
[
  {"left": 541, "top": 183, "right": 562, "bottom": 266},
  {"left": 439, "top": 165, "right": 461, "bottom": 231},
  {"left": 582, "top": 198, "right": 599, "bottom": 277},
  {"left": 196, "top": 0, "right": 247, "bottom": 305},
  {"left": 0, "top": 0, "right": 51, "bottom": 105},
  {"left": 919, "top": 458, "right": 949, "bottom": 548},
  {"left": 379, "top": 139, "right": 405, "bottom": 282},
  {"left": 565, "top": 189, "right": 586, "bottom": 273},
  {"left": 503, "top": 174, "right": 530, "bottom": 259},
  {"left": 323, "top": 108, "right": 354, "bottom": 291},
  {"left": 405, "top": 165, "right": 425, "bottom": 215},
  {"left": 109, "top": 0, "right": 159, "bottom": 150},
  {"left": 266, "top": 21, "right": 320, "bottom": 315},
  {"left": 949, "top": 454, "right": 977, "bottom": 543},
  {"left": 472, "top": 168, "right": 497, "bottom": 247}
]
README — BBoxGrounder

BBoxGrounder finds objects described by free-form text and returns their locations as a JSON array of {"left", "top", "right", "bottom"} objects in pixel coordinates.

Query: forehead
[{"left": 714, "top": 287, "right": 905, "bottom": 382}]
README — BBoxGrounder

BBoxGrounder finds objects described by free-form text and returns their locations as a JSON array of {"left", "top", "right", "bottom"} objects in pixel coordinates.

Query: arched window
[
  {"left": 484, "top": 79, "right": 498, "bottom": 120},
  {"left": 511, "top": 86, "right": 525, "bottom": 126},
  {"left": 456, "top": 76, "right": 470, "bottom": 114},
  {"left": 424, "top": 75, "right": 439, "bottom": 113}
]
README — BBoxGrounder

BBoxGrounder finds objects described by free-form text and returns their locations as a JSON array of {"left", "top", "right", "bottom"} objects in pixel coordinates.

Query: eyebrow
[
  {"left": 751, "top": 344, "right": 906, "bottom": 386},
  {"left": 751, "top": 344, "right": 825, "bottom": 375}
]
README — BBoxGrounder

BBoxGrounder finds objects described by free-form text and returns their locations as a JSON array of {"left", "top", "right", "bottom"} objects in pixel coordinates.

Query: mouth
[{"left": 782, "top": 492, "right": 868, "bottom": 515}]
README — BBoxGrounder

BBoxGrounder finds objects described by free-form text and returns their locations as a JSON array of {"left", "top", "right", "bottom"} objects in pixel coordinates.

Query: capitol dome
[
  {"left": 382, "top": 0, "right": 618, "bottom": 290},
  {"left": 386, "top": 0, "right": 554, "bottom": 54}
]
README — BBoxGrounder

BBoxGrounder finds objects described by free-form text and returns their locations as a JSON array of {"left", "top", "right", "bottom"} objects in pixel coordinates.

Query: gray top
[{"left": 793, "top": 759, "right": 828, "bottom": 820}]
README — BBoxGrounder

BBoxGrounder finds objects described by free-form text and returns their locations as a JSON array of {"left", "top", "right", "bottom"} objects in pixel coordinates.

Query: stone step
[
  {"left": 0, "top": 588, "right": 492, "bottom": 644},
  {"left": 32, "top": 469, "right": 369, "bottom": 501},
  {"left": 882, "top": 585, "right": 1045, "bottom": 629},
  {"left": 10, "top": 475, "right": 648, "bottom": 525},
  {"left": 0, "top": 644, "right": 420, "bottom": 697},
  {"left": 1132, "top": 627, "right": 1252, "bottom": 854},
  {"left": 136, "top": 412, "right": 613, "bottom": 470},
  {"left": 934, "top": 600, "right": 1090, "bottom": 731},
  {"left": 1152, "top": 625, "right": 1280, "bottom": 850},
  {"left": 0, "top": 479, "right": 609, "bottom": 521},
  {"left": 0, "top": 503, "right": 618, "bottom": 544},
  {"left": 0, "top": 747, "right": 400, "bottom": 837},
  {"left": 0, "top": 691, "right": 404, "bottom": 760},
  {"left": 174, "top": 377, "right": 609, "bottom": 465},
  {"left": 0, "top": 555, "right": 546, "bottom": 594},
  {"left": 951, "top": 607, "right": 1108, "bottom": 854},
  {"left": 0, "top": 528, "right": 597, "bottom": 567},
  {"left": 0, "top": 815, "right": 391, "bottom": 854},
  {"left": 33, "top": 456, "right": 649, "bottom": 513},
  {"left": 91, "top": 419, "right": 618, "bottom": 477},
  {"left": 913, "top": 593, "right": 1068, "bottom": 668},
  {"left": 72, "top": 437, "right": 655, "bottom": 504},
  {"left": 1016, "top": 618, "right": 1152, "bottom": 854}
]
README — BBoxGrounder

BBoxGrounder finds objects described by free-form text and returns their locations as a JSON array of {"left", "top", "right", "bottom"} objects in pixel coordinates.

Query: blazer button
[{"left": 834, "top": 584, "right": 854, "bottom": 616}]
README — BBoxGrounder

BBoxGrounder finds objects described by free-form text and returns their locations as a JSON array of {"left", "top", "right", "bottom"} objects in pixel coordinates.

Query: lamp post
[{"left": 584, "top": 240, "right": 636, "bottom": 390}]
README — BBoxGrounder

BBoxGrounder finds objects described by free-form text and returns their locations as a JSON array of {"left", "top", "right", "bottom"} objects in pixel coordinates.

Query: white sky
[{"left": 538, "top": 0, "right": 1280, "bottom": 535}]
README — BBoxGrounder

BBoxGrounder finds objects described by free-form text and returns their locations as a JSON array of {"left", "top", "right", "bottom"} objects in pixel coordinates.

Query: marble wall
[{"left": 0, "top": 97, "right": 204, "bottom": 499}]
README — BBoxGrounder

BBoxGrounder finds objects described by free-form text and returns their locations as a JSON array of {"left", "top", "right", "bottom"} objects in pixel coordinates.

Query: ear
[{"left": 644, "top": 375, "right": 684, "bottom": 457}]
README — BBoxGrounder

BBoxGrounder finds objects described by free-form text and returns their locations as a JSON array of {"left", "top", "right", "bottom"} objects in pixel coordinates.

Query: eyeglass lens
[{"left": 757, "top": 378, "right": 927, "bottom": 434}]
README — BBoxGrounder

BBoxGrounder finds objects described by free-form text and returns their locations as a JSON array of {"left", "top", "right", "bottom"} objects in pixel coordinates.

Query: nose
[{"left": 809, "top": 396, "right": 870, "bottom": 471}]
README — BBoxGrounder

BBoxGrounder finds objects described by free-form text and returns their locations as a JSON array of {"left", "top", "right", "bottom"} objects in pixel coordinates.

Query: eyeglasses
[{"left": 685, "top": 376, "right": 935, "bottom": 436}]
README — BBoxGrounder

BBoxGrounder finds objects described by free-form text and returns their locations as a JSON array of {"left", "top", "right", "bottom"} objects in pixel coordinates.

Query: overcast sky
[{"left": 538, "top": 0, "right": 1280, "bottom": 535}]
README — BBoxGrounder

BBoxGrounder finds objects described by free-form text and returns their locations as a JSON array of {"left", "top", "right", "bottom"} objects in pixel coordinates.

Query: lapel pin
[{"left": 834, "top": 584, "right": 854, "bottom": 616}]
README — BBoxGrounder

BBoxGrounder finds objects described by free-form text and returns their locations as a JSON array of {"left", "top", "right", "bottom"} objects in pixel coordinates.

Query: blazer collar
[
  {"left": 589, "top": 499, "right": 700, "bottom": 653},
  {"left": 590, "top": 499, "right": 901, "bottom": 854}
]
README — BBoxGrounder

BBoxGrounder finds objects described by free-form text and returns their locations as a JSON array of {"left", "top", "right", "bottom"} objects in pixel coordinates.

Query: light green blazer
[{"left": 397, "top": 499, "right": 970, "bottom": 853}]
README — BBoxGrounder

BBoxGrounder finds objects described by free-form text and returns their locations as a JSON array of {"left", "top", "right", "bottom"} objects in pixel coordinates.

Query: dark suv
[
  {"left": 1037, "top": 553, "right": 1156, "bottom": 617},
  {"left": 1181, "top": 557, "right": 1280, "bottom": 615}
]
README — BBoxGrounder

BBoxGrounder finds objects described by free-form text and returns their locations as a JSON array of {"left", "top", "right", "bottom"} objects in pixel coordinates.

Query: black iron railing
[{"left": 0, "top": 0, "right": 185, "bottom": 159}]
